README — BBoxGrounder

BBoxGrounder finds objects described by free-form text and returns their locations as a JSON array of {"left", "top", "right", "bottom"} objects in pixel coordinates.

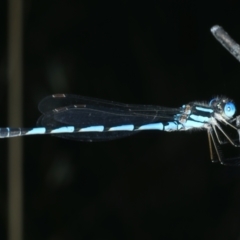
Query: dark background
[{"left": 1, "top": 0, "right": 240, "bottom": 239}]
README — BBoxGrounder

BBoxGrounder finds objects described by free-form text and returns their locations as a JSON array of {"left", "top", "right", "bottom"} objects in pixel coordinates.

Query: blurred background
[{"left": 1, "top": 0, "right": 240, "bottom": 239}]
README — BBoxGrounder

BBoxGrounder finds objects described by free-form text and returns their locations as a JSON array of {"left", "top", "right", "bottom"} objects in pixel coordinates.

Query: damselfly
[{"left": 2, "top": 94, "right": 240, "bottom": 165}]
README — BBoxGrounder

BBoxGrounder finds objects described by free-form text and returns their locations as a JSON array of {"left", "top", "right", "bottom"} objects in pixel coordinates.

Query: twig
[{"left": 211, "top": 25, "right": 240, "bottom": 62}]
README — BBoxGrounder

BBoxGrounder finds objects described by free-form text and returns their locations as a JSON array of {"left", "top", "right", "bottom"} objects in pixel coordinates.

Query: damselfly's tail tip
[{"left": 211, "top": 25, "right": 221, "bottom": 34}]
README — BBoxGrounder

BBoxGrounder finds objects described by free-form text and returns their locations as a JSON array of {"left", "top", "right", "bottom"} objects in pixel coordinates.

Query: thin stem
[{"left": 211, "top": 25, "right": 240, "bottom": 63}]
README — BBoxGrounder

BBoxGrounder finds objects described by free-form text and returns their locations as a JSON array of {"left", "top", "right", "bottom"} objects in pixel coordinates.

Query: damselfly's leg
[
  {"left": 224, "top": 115, "right": 240, "bottom": 128},
  {"left": 236, "top": 116, "right": 240, "bottom": 127},
  {"left": 218, "top": 117, "right": 240, "bottom": 145},
  {"left": 207, "top": 128, "right": 224, "bottom": 164},
  {"left": 214, "top": 122, "right": 240, "bottom": 147},
  {"left": 207, "top": 130, "right": 218, "bottom": 163},
  {"left": 212, "top": 124, "right": 224, "bottom": 144},
  {"left": 229, "top": 116, "right": 237, "bottom": 124}
]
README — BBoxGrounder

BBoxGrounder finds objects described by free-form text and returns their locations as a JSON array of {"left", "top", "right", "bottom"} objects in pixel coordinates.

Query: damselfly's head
[{"left": 209, "top": 97, "right": 236, "bottom": 119}]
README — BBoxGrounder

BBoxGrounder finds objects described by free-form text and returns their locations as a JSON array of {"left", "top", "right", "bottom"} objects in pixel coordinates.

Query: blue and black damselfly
[{"left": 1, "top": 94, "right": 240, "bottom": 165}]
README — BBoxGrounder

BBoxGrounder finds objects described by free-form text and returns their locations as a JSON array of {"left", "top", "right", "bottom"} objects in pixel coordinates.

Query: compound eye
[{"left": 224, "top": 102, "right": 236, "bottom": 118}]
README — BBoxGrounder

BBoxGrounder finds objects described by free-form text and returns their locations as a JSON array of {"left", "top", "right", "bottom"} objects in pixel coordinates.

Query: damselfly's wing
[{"left": 37, "top": 94, "right": 181, "bottom": 141}]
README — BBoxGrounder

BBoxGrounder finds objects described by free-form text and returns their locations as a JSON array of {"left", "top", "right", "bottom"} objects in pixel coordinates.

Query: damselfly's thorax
[{"left": 177, "top": 101, "right": 213, "bottom": 125}]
